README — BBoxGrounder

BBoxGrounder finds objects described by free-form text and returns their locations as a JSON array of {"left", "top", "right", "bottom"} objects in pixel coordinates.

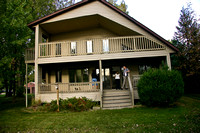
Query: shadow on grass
[{"left": 0, "top": 95, "right": 32, "bottom": 111}]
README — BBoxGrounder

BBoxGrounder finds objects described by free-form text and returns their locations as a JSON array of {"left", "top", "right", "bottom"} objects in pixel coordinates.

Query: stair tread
[
  {"left": 103, "top": 99, "right": 131, "bottom": 104},
  {"left": 102, "top": 106, "right": 133, "bottom": 110},
  {"left": 103, "top": 103, "right": 132, "bottom": 108},
  {"left": 102, "top": 89, "right": 132, "bottom": 110}
]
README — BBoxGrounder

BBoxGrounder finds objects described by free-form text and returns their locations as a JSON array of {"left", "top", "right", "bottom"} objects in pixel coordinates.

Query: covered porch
[{"left": 35, "top": 57, "right": 166, "bottom": 103}]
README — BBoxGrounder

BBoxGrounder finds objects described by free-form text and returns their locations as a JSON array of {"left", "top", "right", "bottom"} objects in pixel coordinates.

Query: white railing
[
  {"left": 38, "top": 82, "right": 100, "bottom": 94},
  {"left": 38, "top": 36, "right": 166, "bottom": 58}
]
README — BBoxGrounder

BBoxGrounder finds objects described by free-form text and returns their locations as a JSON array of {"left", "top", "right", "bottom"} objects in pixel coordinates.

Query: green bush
[
  {"left": 16, "top": 86, "right": 25, "bottom": 97},
  {"left": 137, "top": 67, "right": 184, "bottom": 107}
]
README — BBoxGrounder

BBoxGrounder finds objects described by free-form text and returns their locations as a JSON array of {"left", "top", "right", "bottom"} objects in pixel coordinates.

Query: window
[
  {"left": 69, "top": 70, "right": 75, "bottom": 82},
  {"left": 42, "top": 69, "right": 46, "bottom": 83},
  {"left": 103, "top": 39, "right": 109, "bottom": 52},
  {"left": 69, "top": 68, "right": 89, "bottom": 83},
  {"left": 83, "top": 68, "right": 89, "bottom": 82},
  {"left": 76, "top": 69, "right": 82, "bottom": 82},
  {"left": 71, "top": 42, "right": 76, "bottom": 54},
  {"left": 56, "top": 70, "right": 62, "bottom": 82},
  {"left": 86, "top": 40, "right": 93, "bottom": 53},
  {"left": 138, "top": 65, "right": 151, "bottom": 75}
]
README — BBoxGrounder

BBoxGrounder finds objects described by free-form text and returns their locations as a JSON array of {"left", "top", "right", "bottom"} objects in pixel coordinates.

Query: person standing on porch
[
  {"left": 122, "top": 66, "right": 130, "bottom": 89},
  {"left": 114, "top": 72, "right": 120, "bottom": 90}
]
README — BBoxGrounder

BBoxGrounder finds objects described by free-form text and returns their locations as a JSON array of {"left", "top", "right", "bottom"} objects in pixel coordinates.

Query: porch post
[
  {"left": 25, "top": 63, "right": 28, "bottom": 108},
  {"left": 35, "top": 25, "right": 39, "bottom": 99},
  {"left": 166, "top": 53, "right": 171, "bottom": 70},
  {"left": 99, "top": 59, "right": 103, "bottom": 108}
]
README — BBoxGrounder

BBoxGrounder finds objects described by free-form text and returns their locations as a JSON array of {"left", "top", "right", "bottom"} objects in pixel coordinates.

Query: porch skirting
[{"left": 36, "top": 91, "right": 101, "bottom": 103}]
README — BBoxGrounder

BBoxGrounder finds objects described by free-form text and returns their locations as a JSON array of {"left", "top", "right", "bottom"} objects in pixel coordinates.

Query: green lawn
[{"left": 0, "top": 94, "right": 200, "bottom": 133}]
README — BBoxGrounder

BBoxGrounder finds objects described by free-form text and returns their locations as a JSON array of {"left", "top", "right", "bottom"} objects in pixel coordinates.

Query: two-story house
[{"left": 25, "top": 0, "right": 178, "bottom": 109}]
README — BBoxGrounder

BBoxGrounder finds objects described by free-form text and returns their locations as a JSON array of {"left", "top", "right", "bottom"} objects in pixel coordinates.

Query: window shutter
[
  {"left": 86, "top": 40, "right": 93, "bottom": 53},
  {"left": 71, "top": 42, "right": 76, "bottom": 54},
  {"left": 103, "top": 39, "right": 109, "bottom": 52}
]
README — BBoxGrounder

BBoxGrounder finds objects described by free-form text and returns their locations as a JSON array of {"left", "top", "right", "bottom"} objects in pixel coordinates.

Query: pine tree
[{"left": 173, "top": 3, "right": 200, "bottom": 92}]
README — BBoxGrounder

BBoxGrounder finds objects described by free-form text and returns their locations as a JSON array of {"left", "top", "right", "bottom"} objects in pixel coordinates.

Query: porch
[{"left": 35, "top": 57, "right": 164, "bottom": 103}]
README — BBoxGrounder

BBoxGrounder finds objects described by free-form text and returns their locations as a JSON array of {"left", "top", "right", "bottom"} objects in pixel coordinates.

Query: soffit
[{"left": 40, "top": 15, "right": 140, "bottom": 36}]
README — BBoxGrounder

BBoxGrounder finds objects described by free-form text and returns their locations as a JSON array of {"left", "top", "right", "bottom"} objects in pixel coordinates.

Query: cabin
[{"left": 26, "top": 0, "right": 178, "bottom": 109}]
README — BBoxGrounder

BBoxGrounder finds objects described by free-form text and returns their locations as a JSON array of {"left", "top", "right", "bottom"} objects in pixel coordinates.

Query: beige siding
[
  {"left": 50, "top": 28, "right": 116, "bottom": 42},
  {"left": 62, "top": 68, "right": 69, "bottom": 83},
  {"left": 50, "top": 70, "right": 56, "bottom": 83},
  {"left": 36, "top": 92, "right": 101, "bottom": 102},
  {"left": 38, "top": 50, "right": 169, "bottom": 64}
]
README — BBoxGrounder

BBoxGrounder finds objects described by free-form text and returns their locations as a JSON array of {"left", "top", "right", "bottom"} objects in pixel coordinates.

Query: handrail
[
  {"left": 128, "top": 74, "right": 134, "bottom": 106},
  {"left": 38, "top": 36, "right": 166, "bottom": 58},
  {"left": 38, "top": 82, "right": 100, "bottom": 94}
]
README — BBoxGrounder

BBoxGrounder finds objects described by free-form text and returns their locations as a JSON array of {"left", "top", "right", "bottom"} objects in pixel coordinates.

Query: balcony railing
[
  {"left": 25, "top": 48, "right": 35, "bottom": 63},
  {"left": 39, "top": 82, "right": 100, "bottom": 94},
  {"left": 38, "top": 36, "right": 166, "bottom": 58}
]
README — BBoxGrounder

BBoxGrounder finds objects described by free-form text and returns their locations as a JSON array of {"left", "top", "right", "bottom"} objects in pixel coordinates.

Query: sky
[
  {"left": 124, "top": 0, "right": 200, "bottom": 40},
  {"left": 75, "top": 0, "right": 200, "bottom": 40}
]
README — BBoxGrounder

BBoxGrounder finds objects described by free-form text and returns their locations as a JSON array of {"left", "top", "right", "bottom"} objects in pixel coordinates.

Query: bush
[
  {"left": 60, "top": 97, "right": 96, "bottom": 112},
  {"left": 137, "top": 67, "right": 184, "bottom": 107},
  {"left": 16, "top": 86, "right": 25, "bottom": 97},
  {"left": 33, "top": 97, "right": 97, "bottom": 112}
]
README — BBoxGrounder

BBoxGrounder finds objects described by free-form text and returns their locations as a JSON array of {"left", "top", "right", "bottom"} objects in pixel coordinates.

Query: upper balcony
[
  {"left": 25, "top": 48, "right": 35, "bottom": 64},
  {"left": 25, "top": 35, "right": 166, "bottom": 64}
]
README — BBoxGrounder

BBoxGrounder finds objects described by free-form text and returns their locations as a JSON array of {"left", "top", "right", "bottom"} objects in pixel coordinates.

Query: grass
[{"left": 0, "top": 94, "right": 200, "bottom": 133}]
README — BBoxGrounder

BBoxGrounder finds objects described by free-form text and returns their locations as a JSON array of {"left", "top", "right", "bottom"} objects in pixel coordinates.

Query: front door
[
  {"left": 102, "top": 66, "right": 121, "bottom": 89},
  {"left": 102, "top": 68, "right": 110, "bottom": 89}
]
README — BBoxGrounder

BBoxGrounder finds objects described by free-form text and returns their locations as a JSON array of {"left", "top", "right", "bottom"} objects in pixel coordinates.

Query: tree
[
  {"left": 54, "top": 0, "right": 76, "bottom": 10},
  {"left": 0, "top": 0, "right": 79, "bottom": 97},
  {"left": 107, "top": 0, "right": 128, "bottom": 14},
  {"left": 172, "top": 3, "right": 200, "bottom": 92},
  {"left": 0, "top": 0, "right": 58, "bottom": 97}
]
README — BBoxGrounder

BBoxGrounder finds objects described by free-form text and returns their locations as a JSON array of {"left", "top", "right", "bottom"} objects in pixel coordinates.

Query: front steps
[{"left": 102, "top": 89, "right": 133, "bottom": 110}]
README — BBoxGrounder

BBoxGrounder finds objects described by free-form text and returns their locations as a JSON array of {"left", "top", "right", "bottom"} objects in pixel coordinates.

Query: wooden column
[
  {"left": 166, "top": 53, "right": 171, "bottom": 70},
  {"left": 99, "top": 59, "right": 103, "bottom": 108},
  {"left": 25, "top": 63, "right": 28, "bottom": 108},
  {"left": 35, "top": 25, "right": 39, "bottom": 99}
]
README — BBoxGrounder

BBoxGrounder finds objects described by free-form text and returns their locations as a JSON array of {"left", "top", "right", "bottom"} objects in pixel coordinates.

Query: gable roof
[{"left": 28, "top": 0, "right": 178, "bottom": 52}]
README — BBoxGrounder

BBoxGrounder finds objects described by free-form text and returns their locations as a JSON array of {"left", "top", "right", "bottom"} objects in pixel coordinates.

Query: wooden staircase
[{"left": 102, "top": 89, "right": 133, "bottom": 110}]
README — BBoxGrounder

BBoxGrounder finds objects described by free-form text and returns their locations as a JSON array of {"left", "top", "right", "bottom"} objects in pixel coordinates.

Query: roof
[{"left": 28, "top": 0, "right": 178, "bottom": 52}]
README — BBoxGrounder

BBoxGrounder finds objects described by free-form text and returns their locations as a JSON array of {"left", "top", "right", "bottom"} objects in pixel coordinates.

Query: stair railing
[{"left": 128, "top": 74, "right": 134, "bottom": 106}]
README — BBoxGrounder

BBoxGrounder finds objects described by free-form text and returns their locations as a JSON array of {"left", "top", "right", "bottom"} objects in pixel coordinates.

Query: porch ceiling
[{"left": 40, "top": 15, "right": 141, "bottom": 36}]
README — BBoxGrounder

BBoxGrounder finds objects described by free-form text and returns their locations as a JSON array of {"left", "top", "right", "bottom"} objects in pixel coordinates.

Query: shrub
[
  {"left": 137, "top": 67, "right": 184, "bottom": 107},
  {"left": 61, "top": 97, "right": 96, "bottom": 112},
  {"left": 16, "top": 86, "right": 25, "bottom": 97}
]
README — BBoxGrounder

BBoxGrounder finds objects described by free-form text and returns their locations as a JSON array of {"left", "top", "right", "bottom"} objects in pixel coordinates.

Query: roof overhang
[
  {"left": 40, "top": 14, "right": 140, "bottom": 36},
  {"left": 28, "top": 0, "right": 179, "bottom": 52}
]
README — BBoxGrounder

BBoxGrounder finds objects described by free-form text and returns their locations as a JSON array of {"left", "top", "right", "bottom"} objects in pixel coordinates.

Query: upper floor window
[
  {"left": 86, "top": 40, "right": 93, "bottom": 53},
  {"left": 71, "top": 42, "right": 77, "bottom": 54},
  {"left": 103, "top": 39, "right": 109, "bottom": 52}
]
